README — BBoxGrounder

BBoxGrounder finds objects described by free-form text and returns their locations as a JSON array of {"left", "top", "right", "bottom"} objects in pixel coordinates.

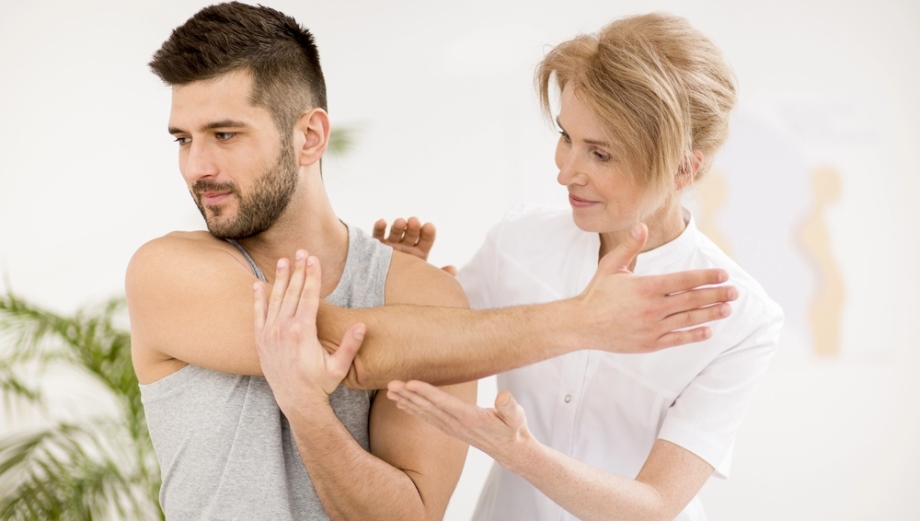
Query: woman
[{"left": 382, "top": 12, "right": 783, "bottom": 521}]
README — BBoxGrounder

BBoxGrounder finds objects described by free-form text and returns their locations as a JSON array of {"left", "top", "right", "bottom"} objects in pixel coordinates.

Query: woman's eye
[
  {"left": 558, "top": 131, "right": 571, "bottom": 143},
  {"left": 594, "top": 151, "right": 611, "bottom": 162}
]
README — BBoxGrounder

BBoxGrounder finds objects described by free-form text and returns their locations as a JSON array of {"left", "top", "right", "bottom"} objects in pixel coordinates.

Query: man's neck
[{"left": 235, "top": 185, "right": 350, "bottom": 297}]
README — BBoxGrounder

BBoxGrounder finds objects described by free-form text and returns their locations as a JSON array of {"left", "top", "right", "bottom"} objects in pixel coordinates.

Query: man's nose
[{"left": 181, "top": 141, "right": 218, "bottom": 184}]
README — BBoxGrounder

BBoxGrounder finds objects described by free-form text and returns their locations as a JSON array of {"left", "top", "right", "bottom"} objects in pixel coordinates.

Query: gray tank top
[{"left": 140, "top": 226, "right": 392, "bottom": 520}]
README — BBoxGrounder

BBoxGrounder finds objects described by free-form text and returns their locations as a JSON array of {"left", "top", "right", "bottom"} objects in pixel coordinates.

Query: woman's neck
[{"left": 598, "top": 202, "right": 687, "bottom": 264}]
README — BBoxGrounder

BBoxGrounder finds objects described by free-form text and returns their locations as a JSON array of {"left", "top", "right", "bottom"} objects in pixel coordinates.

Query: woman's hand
[
  {"left": 387, "top": 380, "right": 533, "bottom": 468},
  {"left": 372, "top": 217, "right": 457, "bottom": 275}
]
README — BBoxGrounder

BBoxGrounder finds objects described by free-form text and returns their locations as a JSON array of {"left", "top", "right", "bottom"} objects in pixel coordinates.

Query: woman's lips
[{"left": 568, "top": 194, "right": 599, "bottom": 208}]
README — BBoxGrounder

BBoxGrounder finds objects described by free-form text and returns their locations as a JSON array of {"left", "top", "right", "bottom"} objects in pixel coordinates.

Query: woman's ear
[
  {"left": 676, "top": 150, "right": 705, "bottom": 191},
  {"left": 294, "top": 108, "right": 331, "bottom": 167}
]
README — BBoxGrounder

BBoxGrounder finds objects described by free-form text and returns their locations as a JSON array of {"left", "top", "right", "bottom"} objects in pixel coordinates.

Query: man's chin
[
  {"left": 204, "top": 218, "right": 235, "bottom": 240},
  {"left": 206, "top": 222, "right": 261, "bottom": 241}
]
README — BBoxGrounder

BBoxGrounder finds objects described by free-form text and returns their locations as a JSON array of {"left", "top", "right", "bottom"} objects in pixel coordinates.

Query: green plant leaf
[{"left": 0, "top": 291, "right": 163, "bottom": 520}]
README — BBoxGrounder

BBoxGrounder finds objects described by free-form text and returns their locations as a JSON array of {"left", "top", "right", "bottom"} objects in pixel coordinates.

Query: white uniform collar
[{"left": 633, "top": 207, "right": 698, "bottom": 275}]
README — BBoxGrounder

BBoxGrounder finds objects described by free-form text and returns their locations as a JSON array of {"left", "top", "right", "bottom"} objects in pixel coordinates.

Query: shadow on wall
[
  {"left": 796, "top": 166, "right": 844, "bottom": 357},
  {"left": 691, "top": 111, "right": 844, "bottom": 358}
]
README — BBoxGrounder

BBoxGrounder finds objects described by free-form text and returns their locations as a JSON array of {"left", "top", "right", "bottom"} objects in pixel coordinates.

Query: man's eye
[
  {"left": 174, "top": 136, "right": 191, "bottom": 145},
  {"left": 215, "top": 132, "right": 235, "bottom": 141}
]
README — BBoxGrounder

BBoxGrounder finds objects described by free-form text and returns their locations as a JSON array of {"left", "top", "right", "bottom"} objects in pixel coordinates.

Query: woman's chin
[{"left": 569, "top": 212, "right": 606, "bottom": 233}]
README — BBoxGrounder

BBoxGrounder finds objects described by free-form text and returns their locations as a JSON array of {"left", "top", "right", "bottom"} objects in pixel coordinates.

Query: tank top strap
[{"left": 226, "top": 239, "right": 267, "bottom": 282}]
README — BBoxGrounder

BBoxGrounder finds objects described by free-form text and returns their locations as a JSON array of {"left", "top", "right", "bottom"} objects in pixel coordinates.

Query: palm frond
[
  {"left": 0, "top": 421, "right": 158, "bottom": 520},
  {"left": 0, "top": 371, "right": 43, "bottom": 408},
  {"left": 0, "top": 294, "right": 76, "bottom": 366},
  {"left": 328, "top": 125, "right": 360, "bottom": 156},
  {"left": 0, "top": 290, "right": 163, "bottom": 520},
  {"left": 0, "top": 293, "right": 142, "bottom": 422}
]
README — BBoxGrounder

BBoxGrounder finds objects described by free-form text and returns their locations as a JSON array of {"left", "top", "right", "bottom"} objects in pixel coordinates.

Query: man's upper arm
[
  {"left": 125, "top": 233, "right": 263, "bottom": 383},
  {"left": 368, "top": 251, "right": 476, "bottom": 518}
]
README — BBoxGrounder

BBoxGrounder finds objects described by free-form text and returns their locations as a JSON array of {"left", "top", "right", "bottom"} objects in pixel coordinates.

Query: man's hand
[
  {"left": 253, "top": 250, "right": 366, "bottom": 410},
  {"left": 387, "top": 380, "right": 531, "bottom": 467},
  {"left": 373, "top": 217, "right": 457, "bottom": 275},
  {"left": 577, "top": 223, "right": 737, "bottom": 352}
]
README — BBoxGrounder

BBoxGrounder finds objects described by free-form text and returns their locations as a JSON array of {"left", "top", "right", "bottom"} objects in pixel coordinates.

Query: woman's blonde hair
[{"left": 537, "top": 12, "right": 736, "bottom": 200}]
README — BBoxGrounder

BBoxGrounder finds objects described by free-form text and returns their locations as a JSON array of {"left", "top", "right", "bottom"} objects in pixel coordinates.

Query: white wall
[{"left": 1, "top": 0, "right": 918, "bottom": 519}]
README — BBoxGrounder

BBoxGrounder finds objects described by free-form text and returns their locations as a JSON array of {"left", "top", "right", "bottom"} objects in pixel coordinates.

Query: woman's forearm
[{"left": 507, "top": 438, "right": 667, "bottom": 521}]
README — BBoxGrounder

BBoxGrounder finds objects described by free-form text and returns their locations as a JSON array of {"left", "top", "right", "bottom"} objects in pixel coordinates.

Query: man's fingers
[
  {"left": 327, "top": 323, "right": 365, "bottom": 383},
  {"left": 266, "top": 257, "right": 291, "bottom": 323},
  {"left": 663, "top": 285, "right": 738, "bottom": 316},
  {"left": 295, "top": 254, "right": 322, "bottom": 331},
  {"left": 655, "top": 326, "right": 714, "bottom": 350},
  {"left": 653, "top": 268, "right": 730, "bottom": 296},
  {"left": 650, "top": 302, "right": 733, "bottom": 350},
  {"left": 281, "top": 250, "right": 309, "bottom": 318},
  {"left": 663, "top": 301, "right": 732, "bottom": 333},
  {"left": 253, "top": 281, "right": 268, "bottom": 334},
  {"left": 597, "top": 222, "right": 647, "bottom": 275}
]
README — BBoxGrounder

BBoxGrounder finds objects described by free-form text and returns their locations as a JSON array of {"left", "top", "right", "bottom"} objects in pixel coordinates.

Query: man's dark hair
[{"left": 150, "top": 2, "right": 327, "bottom": 136}]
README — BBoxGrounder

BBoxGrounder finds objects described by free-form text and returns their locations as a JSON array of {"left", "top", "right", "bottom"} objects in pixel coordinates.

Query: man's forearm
[
  {"left": 320, "top": 299, "right": 580, "bottom": 389},
  {"left": 320, "top": 263, "right": 734, "bottom": 390},
  {"left": 286, "top": 399, "right": 433, "bottom": 521}
]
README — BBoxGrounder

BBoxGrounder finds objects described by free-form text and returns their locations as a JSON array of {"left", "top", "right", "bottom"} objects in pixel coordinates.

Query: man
[
  {"left": 126, "top": 3, "right": 473, "bottom": 519},
  {"left": 127, "top": 2, "right": 735, "bottom": 519}
]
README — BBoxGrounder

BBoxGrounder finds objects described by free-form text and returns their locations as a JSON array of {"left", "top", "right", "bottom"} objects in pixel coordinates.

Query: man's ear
[
  {"left": 676, "top": 150, "right": 705, "bottom": 191},
  {"left": 294, "top": 108, "right": 330, "bottom": 167}
]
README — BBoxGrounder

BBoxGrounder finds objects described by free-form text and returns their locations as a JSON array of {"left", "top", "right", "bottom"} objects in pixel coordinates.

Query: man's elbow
[{"left": 342, "top": 353, "right": 376, "bottom": 390}]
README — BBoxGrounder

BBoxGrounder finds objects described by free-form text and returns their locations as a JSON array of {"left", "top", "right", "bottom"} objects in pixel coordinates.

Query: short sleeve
[
  {"left": 657, "top": 302, "right": 784, "bottom": 478},
  {"left": 456, "top": 221, "right": 504, "bottom": 310}
]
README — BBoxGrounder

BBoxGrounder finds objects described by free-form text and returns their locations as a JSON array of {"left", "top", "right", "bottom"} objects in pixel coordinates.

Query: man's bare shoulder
[
  {"left": 126, "top": 230, "right": 265, "bottom": 382},
  {"left": 130, "top": 230, "right": 230, "bottom": 265},
  {"left": 385, "top": 250, "right": 468, "bottom": 309},
  {"left": 126, "top": 231, "right": 253, "bottom": 286},
  {"left": 125, "top": 229, "right": 261, "bottom": 305}
]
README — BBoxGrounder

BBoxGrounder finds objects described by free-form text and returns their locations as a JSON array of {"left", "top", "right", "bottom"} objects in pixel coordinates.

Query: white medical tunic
[{"left": 457, "top": 204, "right": 784, "bottom": 521}]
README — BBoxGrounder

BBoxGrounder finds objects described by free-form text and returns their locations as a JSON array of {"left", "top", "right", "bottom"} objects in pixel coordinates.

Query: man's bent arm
[
  {"left": 257, "top": 251, "right": 474, "bottom": 520},
  {"left": 128, "top": 228, "right": 733, "bottom": 390},
  {"left": 322, "top": 224, "right": 736, "bottom": 389}
]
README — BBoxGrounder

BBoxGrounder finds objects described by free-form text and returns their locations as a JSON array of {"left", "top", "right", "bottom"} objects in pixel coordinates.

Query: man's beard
[{"left": 191, "top": 146, "right": 299, "bottom": 240}]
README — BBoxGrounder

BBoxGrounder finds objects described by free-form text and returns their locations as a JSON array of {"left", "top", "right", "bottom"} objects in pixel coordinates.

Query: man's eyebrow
[
  {"left": 168, "top": 119, "right": 249, "bottom": 135},
  {"left": 202, "top": 119, "right": 248, "bottom": 130}
]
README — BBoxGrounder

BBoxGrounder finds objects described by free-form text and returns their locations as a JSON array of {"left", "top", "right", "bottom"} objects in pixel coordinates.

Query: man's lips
[{"left": 200, "top": 191, "right": 232, "bottom": 205}]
